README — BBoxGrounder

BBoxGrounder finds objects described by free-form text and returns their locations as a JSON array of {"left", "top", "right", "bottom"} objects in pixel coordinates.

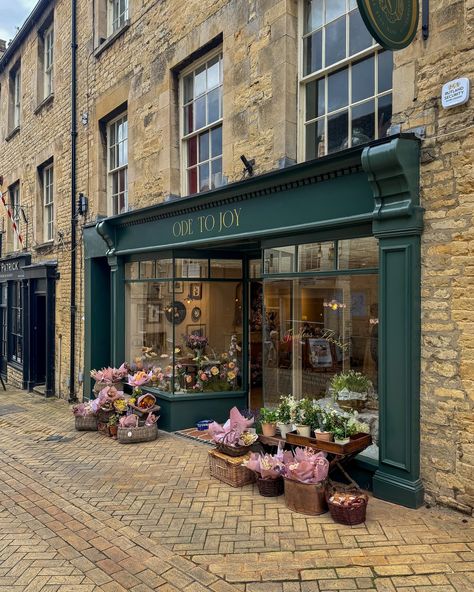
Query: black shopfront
[{"left": 0, "top": 253, "right": 57, "bottom": 396}]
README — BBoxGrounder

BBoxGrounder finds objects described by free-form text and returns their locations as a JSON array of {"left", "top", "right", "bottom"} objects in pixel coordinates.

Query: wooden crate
[
  {"left": 208, "top": 449, "right": 256, "bottom": 487},
  {"left": 285, "top": 432, "right": 372, "bottom": 455}
]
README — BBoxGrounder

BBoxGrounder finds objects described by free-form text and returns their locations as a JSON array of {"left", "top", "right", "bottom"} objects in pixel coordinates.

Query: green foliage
[
  {"left": 276, "top": 396, "right": 292, "bottom": 424},
  {"left": 330, "top": 370, "right": 371, "bottom": 394},
  {"left": 108, "top": 413, "right": 119, "bottom": 426},
  {"left": 260, "top": 407, "right": 278, "bottom": 424}
]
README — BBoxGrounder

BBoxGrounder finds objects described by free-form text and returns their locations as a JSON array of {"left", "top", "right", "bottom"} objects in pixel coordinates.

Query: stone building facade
[{"left": 0, "top": 0, "right": 473, "bottom": 514}]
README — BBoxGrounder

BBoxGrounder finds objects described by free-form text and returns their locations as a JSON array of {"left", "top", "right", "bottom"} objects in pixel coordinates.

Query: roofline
[{"left": 0, "top": 0, "right": 54, "bottom": 73}]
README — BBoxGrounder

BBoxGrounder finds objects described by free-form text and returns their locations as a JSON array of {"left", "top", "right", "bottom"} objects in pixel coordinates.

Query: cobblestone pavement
[{"left": 0, "top": 390, "right": 473, "bottom": 592}]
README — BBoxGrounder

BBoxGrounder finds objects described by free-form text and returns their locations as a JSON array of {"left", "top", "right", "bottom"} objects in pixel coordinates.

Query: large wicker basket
[
  {"left": 117, "top": 423, "right": 158, "bottom": 444},
  {"left": 284, "top": 478, "right": 328, "bottom": 515},
  {"left": 75, "top": 415, "right": 98, "bottom": 431},
  {"left": 215, "top": 442, "right": 251, "bottom": 457},
  {"left": 326, "top": 484, "right": 368, "bottom": 525},
  {"left": 257, "top": 476, "right": 284, "bottom": 497},
  {"left": 208, "top": 449, "right": 256, "bottom": 487}
]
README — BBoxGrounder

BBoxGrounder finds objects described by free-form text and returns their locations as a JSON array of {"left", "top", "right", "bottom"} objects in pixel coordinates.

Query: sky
[{"left": 0, "top": 0, "right": 37, "bottom": 45}]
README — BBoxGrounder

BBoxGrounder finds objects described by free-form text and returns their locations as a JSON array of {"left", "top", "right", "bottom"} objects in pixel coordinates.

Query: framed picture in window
[
  {"left": 148, "top": 304, "right": 161, "bottom": 323},
  {"left": 189, "top": 282, "right": 202, "bottom": 300},
  {"left": 168, "top": 281, "right": 184, "bottom": 294},
  {"left": 186, "top": 324, "right": 206, "bottom": 338},
  {"left": 307, "top": 338, "right": 333, "bottom": 368},
  {"left": 351, "top": 291, "right": 367, "bottom": 317}
]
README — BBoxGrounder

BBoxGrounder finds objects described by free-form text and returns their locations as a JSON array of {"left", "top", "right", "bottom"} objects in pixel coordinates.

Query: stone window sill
[
  {"left": 5, "top": 126, "right": 20, "bottom": 142},
  {"left": 34, "top": 93, "right": 54, "bottom": 115},
  {"left": 34, "top": 240, "right": 55, "bottom": 252},
  {"left": 94, "top": 20, "right": 130, "bottom": 58}
]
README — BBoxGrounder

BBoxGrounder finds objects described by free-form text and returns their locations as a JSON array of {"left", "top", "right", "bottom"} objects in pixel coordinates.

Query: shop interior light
[{"left": 323, "top": 299, "right": 346, "bottom": 311}]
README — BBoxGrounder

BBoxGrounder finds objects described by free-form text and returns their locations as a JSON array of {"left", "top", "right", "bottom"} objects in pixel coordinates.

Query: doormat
[{"left": 174, "top": 427, "right": 214, "bottom": 446}]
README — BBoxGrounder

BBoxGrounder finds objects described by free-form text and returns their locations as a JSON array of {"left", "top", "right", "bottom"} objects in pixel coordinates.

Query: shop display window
[{"left": 125, "top": 257, "right": 243, "bottom": 395}]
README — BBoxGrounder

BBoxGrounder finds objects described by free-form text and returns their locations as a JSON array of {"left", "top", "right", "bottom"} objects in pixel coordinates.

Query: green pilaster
[
  {"left": 108, "top": 255, "right": 125, "bottom": 366},
  {"left": 362, "top": 137, "right": 424, "bottom": 509}
]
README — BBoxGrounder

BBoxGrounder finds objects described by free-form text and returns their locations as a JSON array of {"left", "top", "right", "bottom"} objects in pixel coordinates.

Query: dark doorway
[
  {"left": 0, "top": 283, "right": 7, "bottom": 376},
  {"left": 33, "top": 294, "right": 47, "bottom": 385}
]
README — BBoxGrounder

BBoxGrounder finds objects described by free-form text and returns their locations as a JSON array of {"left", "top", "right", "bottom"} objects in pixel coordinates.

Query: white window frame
[
  {"left": 13, "top": 68, "right": 21, "bottom": 128},
  {"left": 297, "top": 0, "right": 393, "bottom": 161},
  {"left": 107, "top": 113, "right": 128, "bottom": 216},
  {"left": 43, "top": 24, "right": 54, "bottom": 98},
  {"left": 43, "top": 164, "right": 54, "bottom": 243},
  {"left": 10, "top": 184, "right": 21, "bottom": 252},
  {"left": 108, "top": 0, "right": 129, "bottom": 36},
  {"left": 179, "top": 48, "right": 223, "bottom": 196}
]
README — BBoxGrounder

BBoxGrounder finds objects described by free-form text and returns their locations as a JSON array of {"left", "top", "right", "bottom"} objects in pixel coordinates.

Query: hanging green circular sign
[{"left": 357, "top": 0, "right": 419, "bottom": 50}]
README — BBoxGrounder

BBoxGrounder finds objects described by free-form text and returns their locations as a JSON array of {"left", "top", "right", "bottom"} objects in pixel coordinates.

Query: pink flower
[{"left": 200, "top": 372, "right": 208, "bottom": 381}]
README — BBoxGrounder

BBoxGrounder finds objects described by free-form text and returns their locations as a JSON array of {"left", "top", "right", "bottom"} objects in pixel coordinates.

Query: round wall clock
[
  {"left": 191, "top": 306, "right": 202, "bottom": 322},
  {"left": 165, "top": 301, "right": 187, "bottom": 324}
]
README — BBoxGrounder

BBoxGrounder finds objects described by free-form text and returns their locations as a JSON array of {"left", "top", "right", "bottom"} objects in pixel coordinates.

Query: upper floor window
[
  {"left": 9, "top": 183, "right": 21, "bottom": 252},
  {"left": 300, "top": 0, "right": 393, "bottom": 159},
  {"left": 9, "top": 66, "right": 21, "bottom": 130},
  {"left": 107, "top": 113, "right": 128, "bottom": 215},
  {"left": 109, "top": 0, "right": 129, "bottom": 35},
  {"left": 43, "top": 24, "right": 54, "bottom": 98},
  {"left": 180, "top": 51, "right": 223, "bottom": 195},
  {"left": 43, "top": 164, "right": 54, "bottom": 242}
]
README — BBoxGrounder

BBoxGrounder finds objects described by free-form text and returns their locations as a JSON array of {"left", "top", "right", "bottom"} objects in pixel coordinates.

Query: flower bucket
[
  {"left": 295, "top": 424, "right": 311, "bottom": 437},
  {"left": 315, "top": 430, "right": 334, "bottom": 442},
  {"left": 284, "top": 478, "right": 328, "bottom": 516},
  {"left": 257, "top": 476, "right": 284, "bottom": 497},
  {"left": 261, "top": 422, "right": 277, "bottom": 437},
  {"left": 277, "top": 422, "right": 293, "bottom": 439}
]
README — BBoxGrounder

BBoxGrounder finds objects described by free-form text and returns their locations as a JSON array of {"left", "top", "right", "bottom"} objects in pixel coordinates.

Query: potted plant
[
  {"left": 293, "top": 398, "right": 312, "bottom": 437},
  {"left": 276, "top": 395, "right": 293, "bottom": 438},
  {"left": 314, "top": 406, "right": 335, "bottom": 442},
  {"left": 108, "top": 413, "right": 119, "bottom": 438},
  {"left": 331, "top": 371, "right": 372, "bottom": 411},
  {"left": 260, "top": 408, "right": 279, "bottom": 437}
]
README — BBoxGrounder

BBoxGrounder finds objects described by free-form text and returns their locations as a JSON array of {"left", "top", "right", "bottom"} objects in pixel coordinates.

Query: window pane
[
  {"left": 139, "top": 261, "right": 155, "bottom": 279},
  {"left": 303, "top": 30, "right": 322, "bottom": 76},
  {"left": 327, "top": 67, "right": 348, "bottom": 112},
  {"left": 325, "top": 16, "right": 346, "bottom": 67},
  {"left": 304, "top": 0, "right": 323, "bottom": 33},
  {"left": 349, "top": 9, "right": 373, "bottom": 56},
  {"left": 378, "top": 51, "right": 393, "bottom": 93},
  {"left": 155, "top": 260, "right": 174, "bottom": 278},
  {"left": 112, "top": 172, "right": 118, "bottom": 196},
  {"left": 338, "top": 237, "right": 379, "bottom": 269},
  {"left": 188, "top": 167, "right": 198, "bottom": 194},
  {"left": 195, "top": 95, "right": 206, "bottom": 130},
  {"left": 125, "top": 262, "right": 139, "bottom": 279},
  {"left": 327, "top": 110, "right": 348, "bottom": 153},
  {"left": 299, "top": 241, "right": 336, "bottom": 272},
  {"left": 326, "top": 0, "right": 346, "bottom": 23},
  {"left": 199, "top": 163, "right": 210, "bottom": 192},
  {"left": 306, "top": 78, "right": 325, "bottom": 121},
  {"left": 187, "top": 136, "right": 197, "bottom": 167},
  {"left": 352, "top": 56, "right": 375, "bottom": 103},
  {"left": 305, "top": 119, "right": 325, "bottom": 160},
  {"left": 207, "top": 88, "right": 220, "bottom": 124},
  {"left": 378, "top": 93, "right": 392, "bottom": 138},
  {"left": 176, "top": 259, "right": 208, "bottom": 278},
  {"left": 264, "top": 246, "right": 296, "bottom": 274},
  {"left": 207, "top": 55, "right": 220, "bottom": 89},
  {"left": 184, "top": 74, "right": 194, "bottom": 103},
  {"left": 210, "top": 158, "right": 222, "bottom": 189},
  {"left": 194, "top": 64, "right": 206, "bottom": 96},
  {"left": 199, "top": 131, "right": 209, "bottom": 162},
  {"left": 211, "top": 125, "right": 222, "bottom": 158},
  {"left": 184, "top": 104, "right": 193, "bottom": 134},
  {"left": 351, "top": 100, "right": 375, "bottom": 145},
  {"left": 118, "top": 168, "right": 127, "bottom": 192},
  {"left": 210, "top": 259, "right": 243, "bottom": 279}
]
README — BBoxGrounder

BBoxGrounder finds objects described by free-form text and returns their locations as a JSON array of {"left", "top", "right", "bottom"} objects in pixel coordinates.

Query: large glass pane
[
  {"left": 306, "top": 78, "right": 325, "bottom": 122},
  {"left": 210, "top": 259, "right": 243, "bottom": 279},
  {"left": 352, "top": 56, "right": 374, "bottom": 103},
  {"left": 351, "top": 99, "right": 375, "bottom": 146},
  {"left": 264, "top": 246, "right": 296, "bottom": 274},
  {"left": 207, "top": 55, "right": 220, "bottom": 89},
  {"left": 338, "top": 237, "right": 379, "bottom": 269},
  {"left": 378, "top": 93, "right": 392, "bottom": 138},
  {"left": 349, "top": 9, "right": 372, "bottom": 56},
  {"left": 327, "top": 110, "right": 348, "bottom": 153},
  {"left": 176, "top": 259, "right": 208, "bottom": 279},
  {"left": 378, "top": 51, "right": 393, "bottom": 93},
  {"left": 303, "top": 30, "right": 322, "bottom": 76},
  {"left": 304, "top": 0, "right": 323, "bottom": 34},
  {"left": 125, "top": 281, "right": 174, "bottom": 392},
  {"left": 326, "top": 0, "right": 346, "bottom": 23},
  {"left": 325, "top": 16, "right": 346, "bottom": 67},
  {"left": 327, "top": 68, "right": 348, "bottom": 112},
  {"left": 298, "top": 241, "right": 336, "bottom": 272},
  {"left": 306, "top": 119, "right": 325, "bottom": 159}
]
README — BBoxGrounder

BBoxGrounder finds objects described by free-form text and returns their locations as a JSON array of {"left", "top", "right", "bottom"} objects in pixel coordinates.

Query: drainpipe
[{"left": 69, "top": 0, "right": 78, "bottom": 403}]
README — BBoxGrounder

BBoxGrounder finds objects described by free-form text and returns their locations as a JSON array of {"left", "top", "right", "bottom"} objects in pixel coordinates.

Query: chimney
[{"left": 0, "top": 40, "right": 6, "bottom": 59}]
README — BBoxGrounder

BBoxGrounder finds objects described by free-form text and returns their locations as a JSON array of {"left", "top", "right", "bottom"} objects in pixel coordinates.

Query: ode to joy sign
[{"left": 172, "top": 207, "right": 242, "bottom": 238}]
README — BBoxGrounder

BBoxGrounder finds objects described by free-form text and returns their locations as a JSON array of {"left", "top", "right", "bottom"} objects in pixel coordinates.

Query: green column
[
  {"left": 362, "top": 137, "right": 424, "bottom": 509},
  {"left": 108, "top": 255, "right": 125, "bottom": 366}
]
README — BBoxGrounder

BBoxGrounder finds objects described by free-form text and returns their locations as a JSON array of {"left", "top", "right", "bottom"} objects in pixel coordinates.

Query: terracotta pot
[
  {"left": 277, "top": 422, "right": 293, "bottom": 439},
  {"left": 315, "top": 430, "right": 334, "bottom": 442},
  {"left": 334, "top": 437, "right": 350, "bottom": 445},
  {"left": 295, "top": 424, "right": 311, "bottom": 437},
  {"left": 261, "top": 422, "right": 277, "bottom": 437}
]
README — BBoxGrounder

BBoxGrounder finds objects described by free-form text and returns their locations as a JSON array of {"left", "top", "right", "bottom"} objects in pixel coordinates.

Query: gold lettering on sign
[{"left": 173, "top": 208, "right": 242, "bottom": 239}]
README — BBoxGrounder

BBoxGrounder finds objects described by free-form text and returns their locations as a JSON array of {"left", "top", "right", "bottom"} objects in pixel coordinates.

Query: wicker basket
[
  {"left": 97, "top": 407, "right": 115, "bottom": 423},
  {"left": 257, "top": 476, "right": 284, "bottom": 497},
  {"left": 117, "top": 423, "right": 158, "bottom": 444},
  {"left": 215, "top": 442, "right": 251, "bottom": 457},
  {"left": 326, "top": 484, "right": 368, "bottom": 525},
  {"left": 129, "top": 403, "right": 161, "bottom": 421},
  {"left": 75, "top": 415, "right": 98, "bottom": 431},
  {"left": 284, "top": 478, "right": 328, "bottom": 515},
  {"left": 208, "top": 449, "right": 256, "bottom": 487}
]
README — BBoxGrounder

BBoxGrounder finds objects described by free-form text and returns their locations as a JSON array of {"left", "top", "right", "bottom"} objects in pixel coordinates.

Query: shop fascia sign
[
  {"left": 171, "top": 207, "right": 242, "bottom": 239},
  {"left": 441, "top": 78, "right": 470, "bottom": 109},
  {"left": 357, "top": 0, "right": 419, "bottom": 50}
]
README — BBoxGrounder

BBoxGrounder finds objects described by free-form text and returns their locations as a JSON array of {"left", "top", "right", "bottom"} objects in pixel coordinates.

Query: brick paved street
[{"left": 0, "top": 390, "right": 472, "bottom": 592}]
